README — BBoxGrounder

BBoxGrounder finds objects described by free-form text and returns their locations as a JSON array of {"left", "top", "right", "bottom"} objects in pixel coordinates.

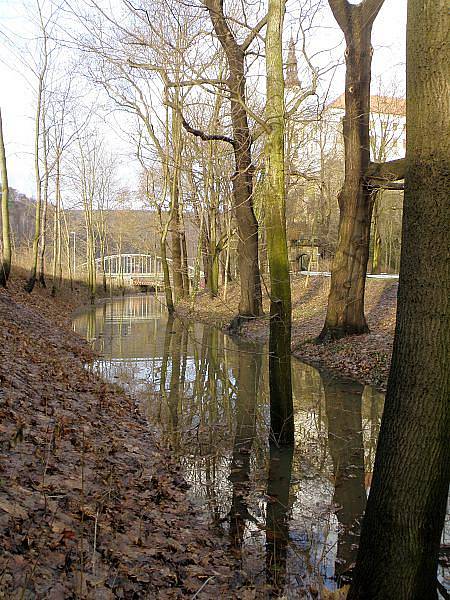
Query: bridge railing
[{"left": 94, "top": 254, "right": 203, "bottom": 279}]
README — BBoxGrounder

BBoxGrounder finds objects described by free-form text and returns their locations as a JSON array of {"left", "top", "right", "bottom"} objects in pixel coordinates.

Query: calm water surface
[{"left": 73, "top": 294, "right": 386, "bottom": 596}]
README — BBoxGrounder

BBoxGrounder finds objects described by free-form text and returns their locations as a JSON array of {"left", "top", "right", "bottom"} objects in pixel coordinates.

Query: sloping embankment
[{"left": 0, "top": 272, "right": 245, "bottom": 598}]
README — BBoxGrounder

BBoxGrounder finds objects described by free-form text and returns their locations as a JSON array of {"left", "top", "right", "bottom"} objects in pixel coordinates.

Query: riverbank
[
  {"left": 176, "top": 275, "right": 398, "bottom": 391},
  {"left": 0, "top": 270, "right": 246, "bottom": 598}
]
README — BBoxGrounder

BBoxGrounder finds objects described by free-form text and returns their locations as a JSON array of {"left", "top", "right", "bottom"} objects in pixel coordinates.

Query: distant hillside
[{"left": 0, "top": 187, "right": 36, "bottom": 247}]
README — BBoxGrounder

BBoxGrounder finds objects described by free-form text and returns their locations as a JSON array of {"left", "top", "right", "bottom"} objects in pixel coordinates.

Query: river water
[{"left": 73, "top": 294, "right": 386, "bottom": 596}]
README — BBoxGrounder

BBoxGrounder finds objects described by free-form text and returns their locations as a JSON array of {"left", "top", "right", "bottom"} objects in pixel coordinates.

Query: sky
[{"left": 0, "top": 0, "right": 407, "bottom": 199}]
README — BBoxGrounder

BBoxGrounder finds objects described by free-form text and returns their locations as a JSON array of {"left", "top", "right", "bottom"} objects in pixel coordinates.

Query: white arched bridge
[{"left": 95, "top": 253, "right": 201, "bottom": 288}]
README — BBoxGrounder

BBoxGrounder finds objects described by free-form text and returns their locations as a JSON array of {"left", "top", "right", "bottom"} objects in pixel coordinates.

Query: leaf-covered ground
[
  {"left": 0, "top": 271, "right": 251, "bottom": 598},
  {"left": 177, "top": 275, "right": 398, "bottom": 391}
]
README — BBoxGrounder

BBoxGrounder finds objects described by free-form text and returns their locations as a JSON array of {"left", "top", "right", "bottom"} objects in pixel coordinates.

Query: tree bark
[
  {"left": 25, "top": 63, "right": 46, "bottom": 293},
  {"left": 51, "top": 151, "right": 62, "bottom": 296},
  {"left": 265, "top": 0, "right": 294, "bottom": 445},
  {"left": 204, "top": 0, "right": 263, "bottom": 317},
  {"left": 25, "top": 9, "right": 49, "bottom": 294},
  {"left": 348, "top": 1, "right": 450, "bottom": 597},
  {"left": 170, "top": 103, "right": 185, "bottom": 302},
  {"left": 371, "top": 193, "right": 382, "bottom": 274},
  {"left": 38, "top": 97, "right": 49, "bottom": 288},
  {"left": 0, "top": 107, "right": 11, "bottom": 287},
  {"left": 319, "top": 0, "right": 384, "bottom": 340}
]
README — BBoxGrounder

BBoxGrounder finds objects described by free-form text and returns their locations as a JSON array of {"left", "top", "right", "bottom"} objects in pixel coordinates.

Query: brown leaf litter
[{"left": 0, "top": 271, "right": 252, "bottom": 598}]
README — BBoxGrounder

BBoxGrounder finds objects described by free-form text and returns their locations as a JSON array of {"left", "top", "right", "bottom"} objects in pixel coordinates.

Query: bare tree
[
  {"left": 25, "top": 0, "right": 52, "bottom": 293},
  {"left": 318, "top": 0, "right": 405, "bottom": 340},
  {"left": 264, "top": 0, "right": 293, "bottom": 444},
  {"left": 0, "top": 107, "right": 11, "bottom": 286}
]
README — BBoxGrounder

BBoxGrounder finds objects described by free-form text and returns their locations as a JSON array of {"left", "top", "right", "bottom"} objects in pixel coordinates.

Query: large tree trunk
[
  {"left": 319, "top": 0, "right": 384, "bottom": 340},
  {"left": 0, "top": 108, "right": 11, "bottom": 287},
  {"left": 265, "top": 0, "right": 294, "bottom": 445},
  {"left": 205, "top": 0, "right": 262, "bottom": 318},
  {"left": 348, "top": 1, "right": 450, "bottom": 597}
]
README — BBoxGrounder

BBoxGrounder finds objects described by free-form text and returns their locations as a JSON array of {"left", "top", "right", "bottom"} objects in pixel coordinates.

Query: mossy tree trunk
[
  {"left": 265, "top": 0, "right": 294, "bottom": 445},
  {"left": 348, "top": 1, "right": 450, "bottom": 597},
  {"left": 0, "top": 107, "right": 11, "bottom": 287},
  {"left": 319, "top": 0, "right": 384, "bottom": 340}
]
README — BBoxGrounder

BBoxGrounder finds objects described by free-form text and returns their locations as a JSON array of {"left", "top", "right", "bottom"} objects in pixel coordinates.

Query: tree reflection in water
[
  {"left": 73, "top": 295, "right": 386, "bottom": 596},
  {"left": 266, "top": 443, "right": 294, "bottom": 591},
  {"left": 323, "top": 377, "right": 366, "bottom": 586},
  {"left": 228, "top": 342, "right": 261, "bottom": 553}
]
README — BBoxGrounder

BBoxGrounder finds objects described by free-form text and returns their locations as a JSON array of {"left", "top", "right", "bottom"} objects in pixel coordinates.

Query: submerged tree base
[{"left": 227, "top": 314, "right": 256, "bottom": 336}]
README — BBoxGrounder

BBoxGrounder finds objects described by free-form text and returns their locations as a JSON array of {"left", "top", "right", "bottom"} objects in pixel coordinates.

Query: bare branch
[
  {"left": 240, "top": 15, "right": 268, "bottom": 52},
  {"left": 181, "top": 114, "right": 235, "bottom": 147},
  {"left": 167, "top": 78, "right": 228, "bottom": 88}
]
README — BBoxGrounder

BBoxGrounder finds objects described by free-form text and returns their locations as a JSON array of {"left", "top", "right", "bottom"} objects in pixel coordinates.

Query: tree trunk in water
[
  {"left": 348, "top": 2, "right": 450, "bottom": 597},
  {"left": 0, "top": 108, "right": 11, "bottom": 287},
  {"left": 205, "top": 0, "right": 262, "bottom": 317},
  {"left": 319, "top": 0, "right": 383, "bottom": 340},
  {"left": 167, "top": 318, "right": 182, "bottom": 449},
  {"left": 265, "top": 0, "right": 293, "bottom": 445},
  {"left": 265, "top": 444, "right": 293, "bottom": 589},
  {"left": 323, "top": 376, "right": 366, "bottom": 586}
]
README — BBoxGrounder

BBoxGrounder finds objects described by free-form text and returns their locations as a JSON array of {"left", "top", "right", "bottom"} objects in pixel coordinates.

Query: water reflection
[
  {"left": 323, "top": 378, "right": 366, "bottom": 586},
  {"left": 266, "top": 444, "right": 294, "bottom": 591},
  {"left": 73, "top": 295, "right": 385, "bottom": 596},
  {"left": 228, "top": 341, "right": 260, "bottom": 554}
]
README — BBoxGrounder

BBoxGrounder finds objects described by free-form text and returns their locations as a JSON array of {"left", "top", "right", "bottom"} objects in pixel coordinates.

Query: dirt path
[
  {"left": 176, "top": 275, "right": 398, "bottom": 391},
  {"left": 0, "top": 272, "right": 248, "bottom": 599}
]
